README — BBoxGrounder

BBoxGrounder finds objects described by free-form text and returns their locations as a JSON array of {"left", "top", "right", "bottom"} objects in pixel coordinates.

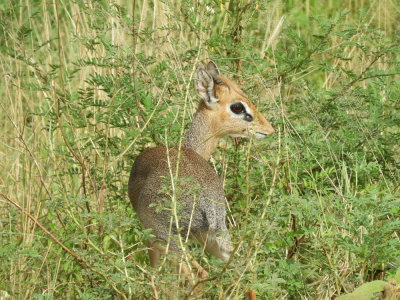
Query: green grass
[{"left": 1, "top": 0, "right": 400, "bottom": 299}]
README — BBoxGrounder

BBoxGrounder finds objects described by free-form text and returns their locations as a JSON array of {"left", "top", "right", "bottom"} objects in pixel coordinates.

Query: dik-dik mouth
[{"left": 254, "top": 131, "right": 273, "bottom": 139}]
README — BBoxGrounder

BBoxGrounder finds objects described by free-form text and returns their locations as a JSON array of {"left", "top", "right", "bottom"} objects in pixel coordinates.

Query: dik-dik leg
[
  {"left": 146, "top": 239, "right": 208, "bottom": 286},
  {"left": 146, "top": 239, "right": 163, "bottom": 268},
  {"left": 192, "top": 231, "right": 233, "bottom": 263}
]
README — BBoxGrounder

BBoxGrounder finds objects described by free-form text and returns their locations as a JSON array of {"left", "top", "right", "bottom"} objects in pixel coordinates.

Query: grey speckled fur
[
  {"left": 182, "top": 107, "right": 208, "bottom": 152},
  {"left": 128, "top": 145, "right": 232, "bottom": 261}
]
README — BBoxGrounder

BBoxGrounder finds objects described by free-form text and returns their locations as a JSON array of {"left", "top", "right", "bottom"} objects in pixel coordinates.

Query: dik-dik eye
[{"left": 230, "top": 103, "right": 245, "bottom": 114}]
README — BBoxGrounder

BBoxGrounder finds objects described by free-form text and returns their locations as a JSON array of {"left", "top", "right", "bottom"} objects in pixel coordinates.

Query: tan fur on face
[{"left": 207, "top": 75, "right": 274, "bottom": 138}]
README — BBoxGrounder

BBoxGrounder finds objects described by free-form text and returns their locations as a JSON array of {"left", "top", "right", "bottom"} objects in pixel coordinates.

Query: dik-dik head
[{"left": 194, "top": 61, "right": 274, "bottom": 139}]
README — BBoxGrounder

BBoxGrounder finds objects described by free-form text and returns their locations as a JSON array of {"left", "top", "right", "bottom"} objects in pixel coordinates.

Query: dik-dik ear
[
  {"left": 206, "top": 61, "right": 226, "bottom": 87},
  {"left": 206, "top": 61, "right": 220, "bottom": 77},
  {"left": 194, "top": 64, "right": 219, "bottom": 109}
]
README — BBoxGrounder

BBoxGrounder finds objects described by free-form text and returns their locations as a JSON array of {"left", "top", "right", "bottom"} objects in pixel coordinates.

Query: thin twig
[
  {"left": 99, "top": 52, "right": 120, "bottom": 213},
  {"left": 1, "top": 193, "right": 83, "bottom": 264},
  {"left": 0, "top": 101, "right": 66, "bottom": 231},
  {"left": 54, "top": 0, "right": 90, "bottom": 212},
  {"left": 132, "top": 0, "right": 142, "bottom": 131},
  {"left": 1, "top": 192, "right": 129, "bottom": 299}
]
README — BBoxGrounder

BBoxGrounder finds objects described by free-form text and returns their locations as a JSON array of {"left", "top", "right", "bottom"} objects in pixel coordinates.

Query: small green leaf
[
  {"left": 395, "top": 268, "right": 400, "bottom": 285},
  {"left": 354, "top": 280, "right": 386, "bottom": 295},
  {"left": 20, "top": 249, "right": 40, "bottom": 258},
  {"left": 103, "top": 235, "right": 112, "bottom": 251},
  {"left": 142, "top": 94, "right": 152, "bottom": 110},
  {"left": 337, "top": 280, "right": 387, "bottom": 300}
]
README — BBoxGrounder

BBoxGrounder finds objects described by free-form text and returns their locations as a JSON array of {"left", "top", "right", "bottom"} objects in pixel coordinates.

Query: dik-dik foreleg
[
  {"left": 146, "top": 238, "right": 208, "bottom": 280},
  {"left": 146, "top": 239, "right": 164, "bottom": 268},
  {"left": 192, "top": 231, "right": 233, "bottom": 263}
]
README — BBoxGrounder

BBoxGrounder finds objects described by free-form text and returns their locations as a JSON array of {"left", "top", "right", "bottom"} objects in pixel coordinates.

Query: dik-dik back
[
  {"left": 128, "top": 61, "right": 274, "bottom": 265},
  {"left": 128, "top": 146, "right": 230, "bottom": 260}
]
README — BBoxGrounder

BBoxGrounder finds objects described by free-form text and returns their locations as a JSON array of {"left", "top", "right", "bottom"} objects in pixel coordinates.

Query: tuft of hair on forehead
[{"left": 216, "top": 75, "right": 249, "bottom": 99}]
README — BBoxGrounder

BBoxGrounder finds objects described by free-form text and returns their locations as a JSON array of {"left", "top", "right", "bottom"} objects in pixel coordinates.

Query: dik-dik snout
[{"left": 194, "top": 62, "right": 274, "bottom": 140}]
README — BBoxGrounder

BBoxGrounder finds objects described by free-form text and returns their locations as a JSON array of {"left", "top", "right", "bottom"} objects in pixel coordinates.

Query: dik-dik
[{"left": 128, "top": 61, "right": 274, "bottom": 277}]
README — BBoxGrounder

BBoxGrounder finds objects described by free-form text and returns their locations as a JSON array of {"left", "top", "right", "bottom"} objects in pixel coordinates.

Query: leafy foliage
[{"left": 0, "top": 0, "right": 399, "bottom": 299}]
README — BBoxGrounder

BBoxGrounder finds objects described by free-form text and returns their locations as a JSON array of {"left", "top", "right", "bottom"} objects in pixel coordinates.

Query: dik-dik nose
[{"left": 256, "top": 112, "right": 274, "bottom": 136}]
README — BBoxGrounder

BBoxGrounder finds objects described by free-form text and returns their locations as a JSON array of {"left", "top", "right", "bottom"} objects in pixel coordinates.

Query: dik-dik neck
[{"left": 183, "top": 108, "right": 219, "bottom": 160}]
